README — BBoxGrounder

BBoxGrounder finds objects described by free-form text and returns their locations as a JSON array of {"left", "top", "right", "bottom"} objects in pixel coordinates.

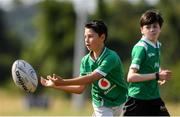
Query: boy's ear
[
  {"left": 100, "top": 34, "right": 105, "bottom": 41},
  {"left": 140, "top": 27, "right": 144, "bottom": 34}
]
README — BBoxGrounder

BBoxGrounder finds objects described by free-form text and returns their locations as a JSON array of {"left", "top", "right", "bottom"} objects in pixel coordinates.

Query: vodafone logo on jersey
[{"left": 98, "top": 78, "right": 111, "bottom": 90}]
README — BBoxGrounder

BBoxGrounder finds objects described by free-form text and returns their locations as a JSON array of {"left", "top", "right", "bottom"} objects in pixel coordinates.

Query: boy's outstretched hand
[
  {"left": 40, "top": 74, "right": 63, "bottom": 87},
  {"left": 41, "top": 76, "right": 55, "bottom": 87},
  {"left": 50, "top": 74, "right": 63, "bottom": 85}
]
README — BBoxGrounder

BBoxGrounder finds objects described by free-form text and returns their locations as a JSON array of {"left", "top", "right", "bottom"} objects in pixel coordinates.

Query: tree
[
  {"left": 21, "top": 0, "right": 76, "bottom": 93},
  {"left": 157, "top": 0, "right": 180, "bottom": 65},
  {"left": 0, "top": 8, "right": 23, "bottom": 85}
]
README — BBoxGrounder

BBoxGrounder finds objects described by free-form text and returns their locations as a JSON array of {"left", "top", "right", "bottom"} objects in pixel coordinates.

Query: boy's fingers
[
  {"left": 47, "top": 75, "right": 52, "bottom": 80},
  {"left": 165, "top": 70, "right": 171, "bottom": 74},
  {"left": 40, "top": 76, "right": 46, "bottom": 81},
  {"left": 40, "top": 77, "right": 47, "bottom": 85},
  {"left": 158, "top": 80, "right": 166, "bottom": 85}
]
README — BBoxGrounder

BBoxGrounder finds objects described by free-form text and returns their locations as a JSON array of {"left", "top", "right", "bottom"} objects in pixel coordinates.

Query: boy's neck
[
  {"left": 91, "top": 45, "right": 105, "bottom": 60},
  {"left": 142, "top": 36, "right": 159, "bottom": 48},
  {"left": 142, "top": 35, "right": 158, "bottom": 44}
]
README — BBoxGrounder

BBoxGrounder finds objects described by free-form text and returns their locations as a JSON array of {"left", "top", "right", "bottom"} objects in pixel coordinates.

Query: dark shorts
[{"left": 123, "top": 97, "right": 170, "bottom": 116}]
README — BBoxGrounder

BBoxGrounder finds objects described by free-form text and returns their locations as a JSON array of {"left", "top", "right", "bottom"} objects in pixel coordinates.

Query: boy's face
[
  {"left": 140, "top": 22, "right": 161, "bottom": 42},
  {"left": 84, "top": 28, "right": 105, "bottom": 51}
]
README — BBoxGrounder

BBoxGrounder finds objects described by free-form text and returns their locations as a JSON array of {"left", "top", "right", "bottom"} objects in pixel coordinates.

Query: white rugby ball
[{"left": 11, "top": 60, "right": 38, "bottom": 93}]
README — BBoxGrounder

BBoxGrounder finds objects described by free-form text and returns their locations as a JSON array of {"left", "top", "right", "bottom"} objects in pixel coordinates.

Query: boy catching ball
[{"left": 41, "top": 20, "right": 128, "bottom": 116}]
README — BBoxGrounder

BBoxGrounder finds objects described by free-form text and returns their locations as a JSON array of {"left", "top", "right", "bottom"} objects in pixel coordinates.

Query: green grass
[
  {"left": 1, "top": 82, "right": 180, "bottom": 116},
  {"left": 0, "top": 86, "right": 93, "bottom": 116}
]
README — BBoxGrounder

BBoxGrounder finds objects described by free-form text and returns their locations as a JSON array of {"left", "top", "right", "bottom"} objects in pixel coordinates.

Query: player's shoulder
[
  {"left": 81, "top": 53, "right": 90, "bottom": 61},
  {"left": 134, "top": 40, "right": 148, "bottom": 51},
  {"left": 105, "top": 48, "right": 121, "bottom": 62},
  {"left": 106, "top": 48, "right": 119, "bottom": 57}
]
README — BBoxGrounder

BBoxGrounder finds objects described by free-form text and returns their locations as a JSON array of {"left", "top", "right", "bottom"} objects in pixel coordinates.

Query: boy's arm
[
  {"left": 44, "top": 71, "right": 103, "bottom": 86},
  {"left": 41, "top": 77, "right": 86, "bottom": 94},
  {"left": 127, "top": 68, "right": 171, "bottom": 82},
  {"left": 51, "top": 85, "right": 86, "bottom": 94},
  {"left": 127, "top": 68, "right": 156, "bottom": 82}
]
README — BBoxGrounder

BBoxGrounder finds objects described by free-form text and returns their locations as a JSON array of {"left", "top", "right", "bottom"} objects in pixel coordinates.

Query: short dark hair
[
  {"left": 85, "top": 20, "right": 108, "bottom": 42},
  {"left": 140, "top": 9, "right": 164, "bottom": 28}
]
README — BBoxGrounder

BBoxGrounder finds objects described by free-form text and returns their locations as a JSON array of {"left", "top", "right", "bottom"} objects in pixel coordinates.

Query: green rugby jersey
[
  {"left": 80, "top": 47, "right": 128, "bottom": 107},
  {"left": 128, "top": 36, "right": 161, "bottom": 100}
]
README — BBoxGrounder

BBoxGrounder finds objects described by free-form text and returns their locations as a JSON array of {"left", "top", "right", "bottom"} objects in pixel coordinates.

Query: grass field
[
  {"left": 0, "top": 88, "right": 93, "bottom": 116},
  {"left": 0, "top": 88, "right": 180, "bottom": 116}
]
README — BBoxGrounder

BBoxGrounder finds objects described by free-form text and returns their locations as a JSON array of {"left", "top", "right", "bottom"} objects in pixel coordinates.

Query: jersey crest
[{"left": 98, "top": 78, "right": 111, "bottom": 90}]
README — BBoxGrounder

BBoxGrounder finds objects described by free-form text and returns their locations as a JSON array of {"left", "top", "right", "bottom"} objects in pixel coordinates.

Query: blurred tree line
[{"left": 0, "top": 0, "right": 179, "bottom": 102}]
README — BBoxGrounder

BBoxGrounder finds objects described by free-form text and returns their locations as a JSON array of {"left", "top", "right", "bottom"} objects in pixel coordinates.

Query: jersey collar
[
  {"left": 141, "top": 36, "right": 160, "bottom": 48},
  {"left": 89, "top": 47, "right": 107, "bottom": 62}
]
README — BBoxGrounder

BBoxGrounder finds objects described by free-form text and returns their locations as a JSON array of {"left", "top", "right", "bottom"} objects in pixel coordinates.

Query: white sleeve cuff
[
  {"left": 94, "top": 69, "right": 107, "bottom": 77},
  {"left": 130, "top": 64, "right": 139, "bottom": 70}
]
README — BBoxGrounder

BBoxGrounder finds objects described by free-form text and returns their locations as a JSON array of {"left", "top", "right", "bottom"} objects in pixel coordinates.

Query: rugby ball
[{"left": 11, "top": 60, "right": 38, "bottom": 93}]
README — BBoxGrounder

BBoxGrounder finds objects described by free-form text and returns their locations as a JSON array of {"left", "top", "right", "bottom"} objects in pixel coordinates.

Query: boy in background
[{"left": 123, "top": 9, "right": 171, "bottom": 116}]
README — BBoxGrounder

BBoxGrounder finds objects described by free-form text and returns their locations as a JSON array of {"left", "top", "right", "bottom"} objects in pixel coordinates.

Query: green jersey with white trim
[
  {"left": 128, "top": 36, "right": 161, "bottom": 100},
  {"left": 80, "top": 47, "right": 128, "bottom": 107}
]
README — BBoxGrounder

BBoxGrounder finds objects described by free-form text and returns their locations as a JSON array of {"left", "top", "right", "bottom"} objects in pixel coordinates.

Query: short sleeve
[
  {"left": 79, "top": 57, "right": 86, "bottom": 76},
  {"left": 95, "top": 54, "right": 118, "bottom": 77},
  {"left": 130, "top": 46, "right": 146, "bottom": 70}
]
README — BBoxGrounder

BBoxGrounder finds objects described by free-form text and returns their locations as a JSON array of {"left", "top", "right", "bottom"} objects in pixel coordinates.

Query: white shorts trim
[{"left": 92, "top": 103, "right": 124, "bottom": 117}]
